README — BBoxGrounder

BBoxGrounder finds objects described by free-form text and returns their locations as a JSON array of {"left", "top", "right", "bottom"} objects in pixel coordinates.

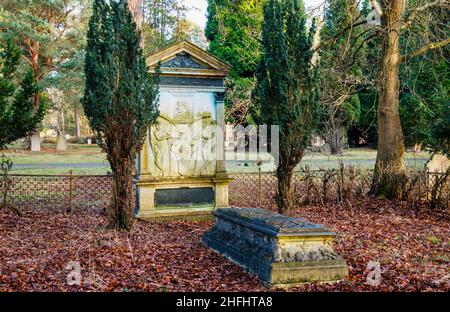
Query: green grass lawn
[
  {"left": 8, "top": 167, "right": 111, "bottom": 175},
  {"left": 4, "top": 143, "right": 108, "bottom": 175},
  {"left": 5, "top": 143, "right": 105, "bottom": 164},
  {"left": 225, "top": 147, "right": 430, "bottom": 173},
  {"left": 2, "top": 143, "right": 431, "bottom": 175}
]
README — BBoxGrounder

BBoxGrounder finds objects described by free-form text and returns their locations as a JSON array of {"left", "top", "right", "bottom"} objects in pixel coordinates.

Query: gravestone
[
  {"left": 426, "top": 154, "right": 450, "bottom": 174},
  {"left": 203, "top": 208, "right": 348, "bottom": 287},
  {"left": 56, "top": 135, "right": 67, "bottom": 151},
  {"left": 426, "top": 153, "right": 450, "bottom": 193},
  {"left": 136, "top": 41, "right": 232, "bottom": 220},
  {"left": 30, "top": 132, "right": 41, "bottom": 152}
]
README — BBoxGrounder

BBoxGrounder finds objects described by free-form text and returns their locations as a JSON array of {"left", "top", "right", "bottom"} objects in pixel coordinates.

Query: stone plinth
[
  {"left": 203, "top": 208, "right": 348, "bottom": 288},
  {"left": 136, "top": 177, "right": 232, "bottom": 221}
]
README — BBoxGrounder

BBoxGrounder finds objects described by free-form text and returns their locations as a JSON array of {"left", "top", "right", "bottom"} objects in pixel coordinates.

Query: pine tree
[
  {"left": 0, "top": 38, "right": 45, "bottom": 216},
  {"left": 253, "top": 0, "right": 321, "bottom": 213},
  {"left": 141, "top": 0, "right": 194, "bottom": 55},
  {"left": 206, "top": 0, "right": 263, "bottom": 78},
  {"left": 82, "top": 0, "right": 159, "bottom": 230},
  {"left": 1, "top": 0, "right": 88, "bottom": 151},
  {"left": 0, "top": 39, "right": 45, "bottom": 149},
  {"left": 206, "top": 0, "right": 263, "bottom": 124}
]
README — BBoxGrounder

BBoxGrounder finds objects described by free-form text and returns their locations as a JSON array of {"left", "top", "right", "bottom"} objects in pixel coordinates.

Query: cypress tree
[
  {"left": 206, "top": 0, "right": 264, "bottom": 124},
  {"left": 82, "top": 0, "right": 159, "bottom": 230},
  {"left": 253, "top": 0, "right": 321, "bottom": 213}
]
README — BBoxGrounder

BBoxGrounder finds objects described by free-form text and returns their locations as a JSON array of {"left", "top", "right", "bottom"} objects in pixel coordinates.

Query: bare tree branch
[
  {"left": 315, "top": 19, "right": 368, "bottom": 52},
  {"left": 370, "top": 0, "right": 384, "bottom": 17},
  {"left": 403, "top": 0, "right": 450, "bottom": 29},
  {"left": 401, "top": 38, "right": 450, "bottom": 63}
]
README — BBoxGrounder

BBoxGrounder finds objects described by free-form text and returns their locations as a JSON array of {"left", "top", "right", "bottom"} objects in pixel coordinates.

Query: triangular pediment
[
  {"left": 146, "top": 41, "right": 231, "bottom": 78},
  {"left": 159, "top": 52, "right": 212, "bottom": 70}
]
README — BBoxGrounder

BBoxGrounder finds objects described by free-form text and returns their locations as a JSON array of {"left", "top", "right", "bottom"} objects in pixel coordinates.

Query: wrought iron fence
[
  {"left": 1, "top": 168, "right": 448, "bottom": 212},
  {"left": 230, "top": 168, "right": 448, "bottom": 210},
  {"left": 4, "top": 172, "right": 114, "bottom": 212},
  {"left": 228, "top": 168, "right": 374, "bottom": 209}
]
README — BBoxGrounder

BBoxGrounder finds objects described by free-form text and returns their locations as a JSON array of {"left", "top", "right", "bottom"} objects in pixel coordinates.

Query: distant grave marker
[
  {"left": 426, "top": 154, "right": 450, "bottom": 197},
  {"left": 426, "top": 154, "right": 450, "bottom": 174}
]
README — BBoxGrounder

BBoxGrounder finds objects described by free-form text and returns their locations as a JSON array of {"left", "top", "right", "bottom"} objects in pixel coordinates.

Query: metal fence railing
[
  {"left": 1, "top": 168, "right": 448, "bottom": 212},
  {"left": 4, "top": 173, "right": 114, "bottom": 212}
]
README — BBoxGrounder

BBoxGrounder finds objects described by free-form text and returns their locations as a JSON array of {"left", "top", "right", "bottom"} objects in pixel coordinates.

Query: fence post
[
  {"left": 67, "top": 170, "right": 73, "bottom": 213},
  {"left": 257, "top": 161, "right": 262, "bottom": 208}
]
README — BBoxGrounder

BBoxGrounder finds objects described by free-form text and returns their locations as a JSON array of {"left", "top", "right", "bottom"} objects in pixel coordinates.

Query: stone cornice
[{"left": 146, "top": 40, "right": 232, "bottom": 78}]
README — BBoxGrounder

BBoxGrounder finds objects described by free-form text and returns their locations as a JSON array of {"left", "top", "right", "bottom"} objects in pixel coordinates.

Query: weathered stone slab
[
  {"left": 203, "top": 208, "right": 348, "bottom": 288},
  {"left": 155, "top": 187, "right": 215, "bottom": 208}
]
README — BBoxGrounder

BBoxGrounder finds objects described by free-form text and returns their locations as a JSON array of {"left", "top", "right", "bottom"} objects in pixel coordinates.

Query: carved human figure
[
  {"left": 150, "top": 96, "right": 218, "bottom": 178},
  {"left": 191, "top": 127, "right": 204, "bottom": 176},
  {"left": 190, "top": 115, "right": 216, "bottom": 176},
  {"left": 172, "top": 100, "right": 194, "bottom": 124},
  {"left": 201, "top": 124, "right": 216, "bottom": 175},
  {"left": 173, "top": 124, "right": 193, "bottom": 176},
  {"left": 152, "top": 120, "right": 180, "bottom": 177}
]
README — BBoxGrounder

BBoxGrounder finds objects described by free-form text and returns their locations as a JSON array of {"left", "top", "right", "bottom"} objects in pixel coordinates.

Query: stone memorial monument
[
  {"left": 426, "top": 154, "right": 449, "bottom": 176},
  {"left": 425, "top": 153, "right": 450, "bottom": 200},
  {"left": 136, "top": 41, "right": 232, "bottom": 220},
  {"left": 203, "top": 208, "right": 349, "bottom": 287}
]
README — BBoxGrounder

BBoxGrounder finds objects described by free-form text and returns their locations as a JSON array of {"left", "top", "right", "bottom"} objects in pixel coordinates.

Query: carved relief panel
[{"left": 147, "top": 91, "right": 217, "bottom": 178}]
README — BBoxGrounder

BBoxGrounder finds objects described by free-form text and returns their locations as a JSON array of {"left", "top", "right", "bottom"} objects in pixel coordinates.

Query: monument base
[
  {"left": 136, "top": 176, "right": 232, "bottom": 221},
  {"left": 203, "top": 208, "right": 348, "bottom": 288}
]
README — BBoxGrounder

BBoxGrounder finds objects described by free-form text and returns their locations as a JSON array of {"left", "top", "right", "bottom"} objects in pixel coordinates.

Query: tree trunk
[
  {"left": 108, "top": 157, "right": 135, "bottom": 230},
  {"left": 127, "top": 0, "right": 144, "bottom": 48},
  {"left": 27, "top": 40, "right": 42, "bottom": 152},
  {"left": 28, "top": 90, "right": 41, "bottom": 151},
  {"left": 1, "top": 167, "right": 24, "bottom": 216},
  {"left": 276, "top": 165, "right": 295, "bottom": 214},
  {"left": 329, "top": 143, "right": 342, "bottom": 155},
  {"left": 74, "top": 105, "right": 81, "bottom": 139},
  {"left": 327, "top": 126, "right": 345, "bottom": 155},
  {"left": 371, "top": 0, "right": 406, "bottom": 199}
]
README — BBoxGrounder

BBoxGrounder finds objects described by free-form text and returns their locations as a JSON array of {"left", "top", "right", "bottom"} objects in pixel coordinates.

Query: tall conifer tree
[
  {"left": 206, "top": 0, "right": 263, "bottom": 124},
  {"left": 82, "top": 0, "right": 159, "bottom": 230},
  {"left": 253, "top": 0, "right": 320, "bottom": 213},
  {"left": 0, "top": 39, "right": 45, "bottom": 149}
]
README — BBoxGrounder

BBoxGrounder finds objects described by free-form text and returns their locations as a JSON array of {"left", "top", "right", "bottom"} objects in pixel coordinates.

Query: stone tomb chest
[
  {"left": 203, "top": 208, "right": 349, "bottom": 287},
  {"left": 136, "top": 41, "right": 232, "bottom": 220}
]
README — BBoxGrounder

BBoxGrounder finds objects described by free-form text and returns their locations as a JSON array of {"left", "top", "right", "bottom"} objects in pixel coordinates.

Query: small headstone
[
  {"left": 203, "top": 208, "right": 348, "bottom": 288},
  {"left": 56, "top": 135, "right": 68, "bottom": 151},
  {"left": 30, "top": 133, "right": 41, "bottom": 152},
  {"left": 310, "top": 134, "right": 325, "bottom": 147},
  {"left": 86, "top": 138, "right": 92, "bottom": 145},
  {"left": 426, "top": 154, "right": 450, "bottom": 174},
  {"left": 426, "top": 154, "right": 450, "bottom": 191}
]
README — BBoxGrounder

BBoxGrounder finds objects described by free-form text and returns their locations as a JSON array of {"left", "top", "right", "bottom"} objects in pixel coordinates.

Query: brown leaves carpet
[{"left": 0, "top": 199, "right": 448, "bottom": 292}]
